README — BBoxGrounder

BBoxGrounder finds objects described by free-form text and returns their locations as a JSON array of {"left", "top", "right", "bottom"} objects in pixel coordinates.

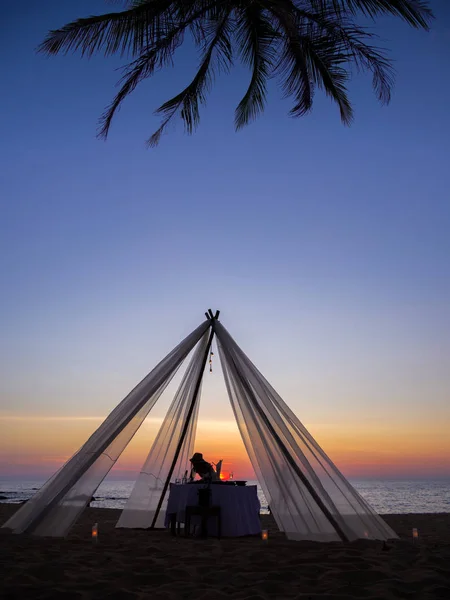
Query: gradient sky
[{"left": 1, "top": 1, "right": 449, "bottom": 481}]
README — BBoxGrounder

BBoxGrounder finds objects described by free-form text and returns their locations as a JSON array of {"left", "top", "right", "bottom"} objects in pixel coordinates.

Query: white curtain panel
[
  {"left": 215, "top": 321, "right": 397, "bottom": 542},
  {"left": 2, "top": 320, "right": 209, "bottom": 537},
  {"left": 117, "top": 329, "right": 210, "bottom": 529}
]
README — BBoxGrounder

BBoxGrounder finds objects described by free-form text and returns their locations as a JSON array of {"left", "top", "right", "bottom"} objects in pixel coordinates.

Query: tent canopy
[{"left": 2, "top": 310, "right": 397, "bottom": 542}]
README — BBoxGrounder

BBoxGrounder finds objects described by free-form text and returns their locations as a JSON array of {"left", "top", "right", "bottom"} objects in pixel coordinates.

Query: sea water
[{"left": 0, "top": 479, "right": 449, "bottom": 514}]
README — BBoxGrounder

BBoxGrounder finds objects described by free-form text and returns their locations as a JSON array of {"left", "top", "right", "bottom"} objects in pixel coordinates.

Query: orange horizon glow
[{"left": 1, "top": 414, "right": 449, "bottom": 481}]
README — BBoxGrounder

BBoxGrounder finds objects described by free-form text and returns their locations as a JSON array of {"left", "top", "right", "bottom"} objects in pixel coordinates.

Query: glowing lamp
[
  {"left": 219, "top": 471, "right": 230, "bottom": 481},
  {"left": 92, "top": 523, "right": 98, "bottom": 543},
  {"left": 261, "top": 529, "right": 268, "bottom": 541},
  {"left": 412, "top": 528, "right": 419, "bottom": 541}
]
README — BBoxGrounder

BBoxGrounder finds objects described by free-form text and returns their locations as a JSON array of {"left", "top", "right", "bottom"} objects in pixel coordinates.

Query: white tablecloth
[{"left": 165, "top": 484, "right": 261, "bottom": 537}]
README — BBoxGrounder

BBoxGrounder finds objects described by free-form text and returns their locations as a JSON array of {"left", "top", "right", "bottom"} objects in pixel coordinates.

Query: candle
[
  {"left": 261, "top": 529, "right": 268, "bottom": 541},
  {"left": 412, "top": 528, "right": 418, "bottom": 541},
  {"left": 92, "top": 523, "right": 98, "bottom": 543}
]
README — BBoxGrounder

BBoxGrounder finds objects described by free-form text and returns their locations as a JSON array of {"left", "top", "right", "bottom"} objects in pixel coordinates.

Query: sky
[{"left": 1, "top": 1, "right": 449, "bottom": 482}]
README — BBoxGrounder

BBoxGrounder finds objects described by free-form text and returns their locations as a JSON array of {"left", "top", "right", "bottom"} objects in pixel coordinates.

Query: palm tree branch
[
  {"left": 304, "top": 0, "right": 433, "bottom": 29},
  {"left": 292, "top": 5, "right": 394, "bottom": 103},
  {"left": 265, "top": 1, "right": 314, "bottom": 117},
  {"left": 234, "top": 5, "right": 279, "bottom": 129},
  {"left": 38, "top": 0, "right": 433, "bottom": 145},
  {"left": 267, "top": 0, "right": 354, "bottom": 123},
  {"left": 98, "top": 2, "right": 226, "bottom": 139},
  {"left": 98, "top": 29, "right": 184, "bottom": 139},
  {"left": 38, "top": 0, "right": 179, "bottom": 58},
  {"left": 335, "top": 28, "right": 394, "bottom": 104},
  {"left": 148, "top": 10, "right": 234, "bottom": 147},
  {"left": 298, "top": 33, "right": 353, "bottom": 124}
]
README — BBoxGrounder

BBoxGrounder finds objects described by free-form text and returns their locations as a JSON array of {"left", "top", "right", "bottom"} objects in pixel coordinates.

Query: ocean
[{"left": 0, "top": 479, "right": 449, "bottom": 514}]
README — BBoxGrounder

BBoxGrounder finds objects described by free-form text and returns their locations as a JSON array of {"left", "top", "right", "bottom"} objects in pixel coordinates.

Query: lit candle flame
[{"left": 261, "top": 529, "right": 268, "bottom": 541}]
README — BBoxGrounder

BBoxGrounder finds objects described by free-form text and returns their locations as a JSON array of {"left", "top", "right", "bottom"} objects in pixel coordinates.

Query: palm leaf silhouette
[{"left": 38, "top": 0, "right": 433, "bottom": 146}]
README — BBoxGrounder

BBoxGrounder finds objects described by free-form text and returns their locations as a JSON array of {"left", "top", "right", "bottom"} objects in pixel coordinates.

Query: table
[{"left": 165, "top": 483, "right": 261, "bottom": 537}]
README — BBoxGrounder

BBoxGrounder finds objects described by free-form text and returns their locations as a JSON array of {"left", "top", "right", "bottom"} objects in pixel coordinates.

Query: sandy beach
[{"left": 1, "top": 504, "right": 449, "bottom": 599}]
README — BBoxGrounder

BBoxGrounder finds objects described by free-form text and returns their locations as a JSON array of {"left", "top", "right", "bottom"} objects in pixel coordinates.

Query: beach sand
[{"left": 1, "top": 504, "right": 449, "bottom": 599}]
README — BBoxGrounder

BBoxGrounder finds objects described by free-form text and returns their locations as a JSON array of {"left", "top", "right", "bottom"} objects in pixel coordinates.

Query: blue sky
[{"left": 1, "top": 1, "right": 449, "bottom": 471}]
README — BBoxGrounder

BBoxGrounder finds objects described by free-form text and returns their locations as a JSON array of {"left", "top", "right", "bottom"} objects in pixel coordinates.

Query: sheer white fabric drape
[
  {"left": 116, "top": 329, "right": 210, "bottom": 529},
  {"left": 215, "top": 322, "right": 397, "bottom": 542},
  {"left": 2, "top": 321, "right": 209, "bottom": 537},
  {"left": 2, "top": 314, "right": 398, "bottom": 543}
]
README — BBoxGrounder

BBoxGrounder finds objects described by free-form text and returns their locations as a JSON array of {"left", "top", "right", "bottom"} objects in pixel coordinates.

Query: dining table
[{"left": 165, "top": 482, "right": 261, "bottom": 537}]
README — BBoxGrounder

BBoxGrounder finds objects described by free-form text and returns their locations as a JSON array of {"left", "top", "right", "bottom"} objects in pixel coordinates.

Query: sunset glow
[{"left": 1, "top": 413, "right": 449, "bottom": 481}]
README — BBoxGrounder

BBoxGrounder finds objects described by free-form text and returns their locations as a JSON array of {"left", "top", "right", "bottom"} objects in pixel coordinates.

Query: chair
[
  {"left": 184, "top": 505, "right": 221, "bottom": 538},
  {"left": 168, "top": 513, "right": 182, "bottom": 536}
]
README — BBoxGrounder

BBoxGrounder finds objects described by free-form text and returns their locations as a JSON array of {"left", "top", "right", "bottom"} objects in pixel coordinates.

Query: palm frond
[
  {"left": 185, "top": 0, "right": 233, "bottom": 45},
  {"left": 38, "top": 0, "right": 176, "bottom": 58},
  {"left": 306, "top": 0, "right": 433, "bottom": 29},
  {"left": 269, "top": 1, "right": 355, "bottom": 123},
  {"left": 98, "top": 2, "right": 223, "bottom": 139},
  {"left": 148, "top": 10, "right": 234, "bottom": 147},
  {"left": 300, "top": 32, "right": 353, "bottom": 124},
  {"left": 98, "top": 28, "right": 184, "bottom": 139},
  {"left": 294, "top": 5, "right": 394, "bottom": 104},
  {"left": 338, "top": 27, "right": 394, "bottom": 104},
  {"left": 234, "top": 5, "right": 279, "bottom": 129},
  {"left": 38, "top": 0, "right": 433, "bottom": 145},
  {"left": 267, "top": 2, "right": 314, "bottom": 119}
]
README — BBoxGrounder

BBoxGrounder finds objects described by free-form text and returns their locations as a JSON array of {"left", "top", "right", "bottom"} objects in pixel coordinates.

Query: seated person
[{"left": 190, "top": 452, "right": 217, "bottom": 481}]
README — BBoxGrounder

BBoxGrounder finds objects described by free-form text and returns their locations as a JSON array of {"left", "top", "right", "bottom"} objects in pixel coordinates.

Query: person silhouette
[{"left": 189, "top": 453, "right": 217, "bottom": 480}]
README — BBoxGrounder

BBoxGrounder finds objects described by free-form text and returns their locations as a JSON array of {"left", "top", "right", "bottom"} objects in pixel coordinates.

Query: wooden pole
[{"left": 149, "top": 320, "right": 216, "bottom": 528}]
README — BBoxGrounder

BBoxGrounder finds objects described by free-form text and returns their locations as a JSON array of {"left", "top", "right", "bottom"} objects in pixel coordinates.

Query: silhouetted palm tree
[{"left": 39, "top": 1, "right": 433, "bottom": 146}]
